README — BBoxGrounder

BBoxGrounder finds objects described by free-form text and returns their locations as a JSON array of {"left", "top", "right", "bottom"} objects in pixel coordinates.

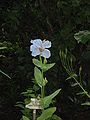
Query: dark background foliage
[{"left": 0, "top": 0, "right": 90, "bottom": 120}]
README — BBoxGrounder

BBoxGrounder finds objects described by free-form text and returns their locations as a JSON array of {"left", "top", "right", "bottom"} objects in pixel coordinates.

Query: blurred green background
[{"left": 0, "top": 0, "right": 90, "bottom": 120}]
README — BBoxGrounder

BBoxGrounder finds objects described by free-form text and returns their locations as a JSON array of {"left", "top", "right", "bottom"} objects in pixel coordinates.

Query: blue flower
[{"left": 30, "top": 39, "right": 51, "bottom": 58}]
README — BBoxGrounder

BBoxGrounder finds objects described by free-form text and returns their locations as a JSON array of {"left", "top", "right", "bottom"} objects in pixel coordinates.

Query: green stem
[
  {"left": 65, "top": 67, "right": 90, "bottom": 99},
  {"left": 39, "top": 56, "right": 45, "bottom": 98},
  {"left": 73, "top": 77, "right": 90, "bottom": 98},
  {"left": 41, "top": 68, "right": 45, "bottom": 98},
  {"left": 60, "top": 51, "right": 90, "bottom": 99},
  {"left": 39, "top": 56, "right": 45, "bottom": 112}
]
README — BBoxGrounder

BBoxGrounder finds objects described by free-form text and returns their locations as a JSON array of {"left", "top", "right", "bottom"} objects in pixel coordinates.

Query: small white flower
[{"left": 30, "top": 39, "right": 51, "bottom": 58}]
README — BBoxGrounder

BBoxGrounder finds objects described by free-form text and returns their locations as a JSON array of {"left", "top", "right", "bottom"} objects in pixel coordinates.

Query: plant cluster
[{"left": 0, "top": 0, "right": 90, "bottom": 120}]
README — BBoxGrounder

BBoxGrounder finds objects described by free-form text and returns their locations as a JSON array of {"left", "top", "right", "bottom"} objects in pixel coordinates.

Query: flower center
[{"left": 39, "top": 46, "right": 44, "bottom": 52}]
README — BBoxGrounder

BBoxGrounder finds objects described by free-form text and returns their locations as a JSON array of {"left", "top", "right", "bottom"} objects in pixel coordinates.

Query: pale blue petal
[
  {"left": 31, "top": 51, "right": 40, "bottom": 57},
  {"left": 42, "top": 40, "right": 51, "bottom": 48},
  {"left": 30, "top": 45, "right": 35, "bottom": 51},
  {"left": 31, "top": 39, "right": 42, "bottom": 47},
  {"left": 30, "top": 45, "right": 40, "bottom": 56},
  {"left": 41, "top": 49, "right": 51, "bottom": 58}
]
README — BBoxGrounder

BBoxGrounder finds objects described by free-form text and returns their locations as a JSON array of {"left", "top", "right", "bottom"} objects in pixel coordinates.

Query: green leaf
[
  {"left": 41, "top": 89, "right": 61, "bottom": 108},
  {"left": 33, "top": 59, "right": 55, "bottom": 72},
  {"left": 24, "top": 98, "right": 31, "bottom": 104},
  {"left": 76, "top": 91, "right": 88, "bottom": 95},
  {"left": 37, "top": 107, "right": 56, "bottom": 120},
  {"left": 33, "top": 59, "right": 42, "bottom": 68},
  {"left": 33, "top": 85, "right": 40, "bottom": 91},
  {"left": 0, "top": 47, "right": 7, "bottom": 50},
  {"left": 71, "top": 83, "right": 78, "bottom": 87},
  {"left": 51, "top": 114, "right": 62, "bottom": 120},
  {"left": 15, "top": 104, "right": 24, "bottom": 109},
  {"left": 0, "top": 69, "right": 11, "bottom": 79},
  {"left": 34, "top": 67, "right": 43, "bottom": 87},
  {"left": 22, "top": 116, "right": 30, "bottom": 120},
  {"left": 74, "top": 30, "right": 90, "bottom": 44},
  {"left": 66, "top": 73, "right": 77, "bottom": 80},
  {"left": 81, "top": 102, "right": 90, "bottom": 106},
  {"left": 43, "top": 63, "right": 55, "bottom": 72}
]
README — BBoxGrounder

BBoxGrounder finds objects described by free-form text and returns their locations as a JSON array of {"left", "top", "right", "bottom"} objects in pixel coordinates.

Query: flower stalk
[{"left": 26, "top": 39, "right": 61, "bottom": 119}]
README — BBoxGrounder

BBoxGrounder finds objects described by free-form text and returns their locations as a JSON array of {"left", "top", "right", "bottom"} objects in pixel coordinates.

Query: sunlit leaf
[
  {"left": 43, "top": 63, "right": 55, "bottom": 72},
  {"left": 74, "top": 30, "right": 90, "bottom": 44},
  {"left": 15, "top": 104, "right": 24, "bottom": 109},
  {"left": 0, "top": 47, "right": 7, "bottom": 50},
  {"left": 76, "top": 92, "right": 88, "bottom": 95},
  {"left": 34, "top": 67, "right": 43, "bottom": 87},
  {"left": 37, "top": 107, "right": 56, "bottom": 120},
  {"left": 71, "top": 83, "right": 78, "bottom": 87},
  {"left": 81, "top": 102, "right": 90, "bottom": 106},
  {"left": 51, "top": 114, "right": 62, "bottom": 120},
  {"left": 33, "top": 59, "right": 42, "bottom": 68},
  {"left": 33, "top": 59, "right": 55, "bottom": 72},
  {"left": 41, "top": 89, "right": 61, "bottom": 108}
]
